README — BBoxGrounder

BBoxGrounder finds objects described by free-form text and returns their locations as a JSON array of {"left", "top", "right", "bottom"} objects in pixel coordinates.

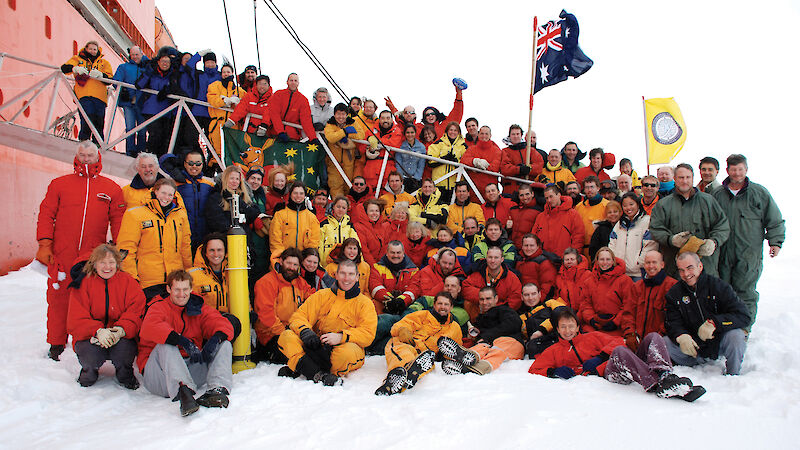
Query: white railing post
[{"left": 42, "top": 76, "right": 60, "bottom": 133}]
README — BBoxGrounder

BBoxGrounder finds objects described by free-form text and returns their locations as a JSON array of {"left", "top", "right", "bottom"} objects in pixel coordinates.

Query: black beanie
[{"left": 203, "top": 52, "right": 216, "bottom": 63}]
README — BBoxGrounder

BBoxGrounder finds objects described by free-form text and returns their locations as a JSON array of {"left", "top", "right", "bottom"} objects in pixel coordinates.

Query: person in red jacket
[
  {"left": 268, "top": 73, "right": 318, "bottom": 142},
  {"left": 227, "top": 75, "right": 272, "bottom": 135},
  {"left": 408, "top": 248, "right": 466, "bottom": 301},
  {"left": 517, "top": 234, "right": 557, "bottom": 298},
  {"left": 352, "top": 199, "right": 389, "bottom": 266},
  {"left": 574, "top": 147, "right": 614, "bottom": 187},
  {"left": 138, "top": 270, "right": 235, "bottom": 416},
  {"left": 481, "top": 183, "right": 515, "bottom": 229},
  {"left": 621, "top": 250, "right": 678, "bottom": 351},
  {"left": 532, "top": 185, "right": 584, "bottom": 257},
  {"left": 460, "top": 126, "right": 502, "bottom": 201},
  {"left": 508, "top": 184, "right": 542, "bottom": 248},
  {"left": 556, "top": 248, "right": 591, "bottom": 311},
  {"left": 528, "top": 308, "right": 704, "bottom": 401},
  {"left": 67, "top": 244, "right": 145, "bottom": 389},
  {"left": 500, "top": 124, "right": 544, "bottom": 193},
  {"left": 36, "top": 141, "right": 126, "bottom": 361},
  {"left": 462, "top": 247, "right": 522, "bottom": 319},
  {"left": 404, "top": 222, "right": 430, "bottom": 268},
  {"left": 579, "top": 248, "right": 634, "bottom": 336},
  {"left": 368, "top": 241, "right": 419, "bottom": 314}
]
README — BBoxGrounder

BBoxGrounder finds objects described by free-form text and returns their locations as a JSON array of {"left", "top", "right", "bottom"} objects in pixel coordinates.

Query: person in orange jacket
[
  {"left": 578, "top": 249, "right": 634, "bottom": 336},
  {"left": 61, "top": 41, "right": 113, "bottom": 143},
  {"left": 462, "top": 247, "right": 522, "bottom": 320},
  {"left": 460, "top": 126, "right": 502, "bottom": 201},
  {"left": 227, "top": 75, "right": 272, "bottom": 135},
  {"left": 36, "top": 141, "right": 126, "bottom": 361},
  {"left": 67, "top": 244, "right": 145, "bottom": 389},
  {"left": 207, "top": 63, "right": 247, "bottom": 154},
  {"left": 268, "top": 73, "right": 318, "bottom": 142},
  {"left": 446, "top": 181, "right": 486, "bottom": 234},
  {"left": 407, "top": 247, "right": 466, "bottom": 301},
  {"left": 138, "top": 270, "right": 235, "bottom": 416},
  {"left": 276, "top": 260, "right": 378, "bottom": 386},
  {"left": 352, "top": 199, "right": 389, "bottom": 266},
  {"left": 368, "top": 240, "right": 419, "bottom": 315},
  {"left": 508, "top": 184, "right": 543, "bottom": 249},
  {"left": 375, "top": 291, "right": 461, "bottom": 395},
  {"left": 532, "top": 185, "right": 585, "bottom": 257},
  {"left": 324, "top": 103, "right": 366, "bottom": 197},
  {"left": 621, "top": 250, "right": 678, "bottom": 351},
  {"left": 555, "top": 247, "right": 592, "bottom": 312},
  {"left": 500, "top": 124, "right": 544, "bottom": 194},
  {"left": 517, "top": 233, "right": 558, "bottom": 298}
]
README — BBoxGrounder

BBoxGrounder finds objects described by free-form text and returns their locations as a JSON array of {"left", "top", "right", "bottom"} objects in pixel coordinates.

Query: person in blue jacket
[
  {"left": 176, "top": 50, "right": 220, "bottom": 150},
  {"left": 112, "top": 46, "right": 149, "bottom": 156},
  {"left": 396, "top": 123, "right": 426, "bottom": 192},
  {"left": 175, "top": 150, "right": 215, "bottom": 252},
  {"left": 135, "top": 49, "right": 180, "bottom": 157}
]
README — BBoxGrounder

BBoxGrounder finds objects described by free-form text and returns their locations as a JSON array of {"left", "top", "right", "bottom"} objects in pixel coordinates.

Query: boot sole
[
  {"left": 438, "top": 337, "right": 478, "bottom": 366},
  {"left": 197, "top": 395, "right": 229, "bottom": 408},
  {"left": 680, "top": 385, "right": 707, "bottom": 402},
  {"left": 375, "top": 367, "right": 407, "bottom": 396},
  {"left": 181, "top": 401, "right": 200, "bottom": 417},
  {"left": 441, "top": 359, "right": 466, "bottom": 375},
  {"left": 404, "top": 351, "right": 436, "bottom": 390}
]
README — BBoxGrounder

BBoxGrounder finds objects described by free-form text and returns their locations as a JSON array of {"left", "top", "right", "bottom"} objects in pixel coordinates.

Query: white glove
[
  {"left": 89, "top": 69, "right": 104, "bottom": 79},
  {"left": 473, "top": 158, "right": 490, "bottom": 170},
  {"left": 671, "top": 231, "right": 692, "bottom": 248},
  {"left": 221, "top": 96, "right": 231, "bottom": 107},
  {"left": 73, "top": 66, "right": 89, "bottom": 76},
  {"left": 197, "top": 48, "right": 213, "bottom": 56},
  {"left": 256, "top": 125, "right": 267, "bottom": 137},
  {"left": 106, "top": 85, "right": 115, "bottom": 96},
  {"left": 697, "top": 239, "right": 716, "bottom": 257},
  {"left": 675, "top": 334, "right": 699, "bottom": 358},
  {"left": 224, "top": 118, "right": 236, "bottom": 128},
  {"left": 109, "top": 326, "right": 126, "bottom": 346},
  {"left": 229, "top": 96, "right": 240, "bottom": 105},
  {"left": 697, "top": 320, "right": 716, "bottom": 341},
  {"left": 95, "top": 328, "right": 115, "bottom": 348}
]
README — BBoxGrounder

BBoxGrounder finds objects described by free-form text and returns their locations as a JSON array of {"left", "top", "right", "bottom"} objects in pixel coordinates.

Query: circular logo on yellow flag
[{"left": 652, "top": 112, "right": 683, "bottom": 145}]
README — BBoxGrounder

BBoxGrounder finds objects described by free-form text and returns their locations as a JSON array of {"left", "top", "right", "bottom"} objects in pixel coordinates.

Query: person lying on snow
[{"left": 528, "top": 308, "right": 706, "bottom": 402}]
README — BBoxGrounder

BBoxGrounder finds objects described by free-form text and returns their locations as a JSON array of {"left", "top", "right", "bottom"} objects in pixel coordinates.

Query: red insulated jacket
[
  {"left": 460, "top": 140, "right": 502, "bottom": 196},
  {"left": 368, "top": 255, "right": 419, "bottom": 311},
  {"left": 531, "top": 196, "right": 585, "bottom": 256},
  {"left": 36, "top": 156, "right": 126, "bottom": 273},
  {"left": 264, "top": 187, "right": 289, "bottom": 216},
  {"left": 574, "top": 166, "right": 611, "bottom": 187},
  {"left": 404, "top": 237, "right": 429, "bottom": 269},
  {"left": 528, "top": 331, "right": 623, "bottom": 377},
  {"left": 67, "top": 271, "right": 146, "bottom": 344},
  {"left": 353, "top": 214, "right": 388, "bottom": 266},
  {"left": 579, "top": 258, "right": 634, "bottom": 335},
  {"left": 462, "top": 262, "right": 523, "bottom": 312},
  {"left": 408, "top": 256, "right": 466, "bottom": 300},
  {"left": 268, "top": 88, "right": 317, "bottom": 140},
  {"left": 621, "top": 270, "right": 677, "bottom": 338},
  {"left": 500, "top": 142, "right": 544, "bottom": 193},
  {"left": 555, "top": 257, "right": 591, "bottom": 312},
  {"left": 482, "top": 196, "right": 516, "bottom": 228},
  {"left": 509, "top": 202, "right": 542, "bottom": 248},
  {"left": 516, "top": 247, "right": 557, "bottom": 298},
  {"left": 229, "top": 87, "right": 273, "bottom": 133},
  {"left": 137, "top": 295, "right": 234, "bottom": 370},
  {"left": 382, "top": 218, "right": 409, "bottom": 244}
]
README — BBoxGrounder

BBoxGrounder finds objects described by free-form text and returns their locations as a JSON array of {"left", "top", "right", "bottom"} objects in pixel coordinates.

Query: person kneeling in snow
[
  {"left": 529, "top": 308, "right": 705, "bottom": 402},
  {"left": 375, "top": 291, "right": 461, "bottom": 395},
  {"left": 67, "top": 244, "right": 145, "bottom": 389},
  {"left": 277, "top": 260, "right": 378, "bottom": 386},
  {"left": 138, "top": 270, "right": 234, "bottom": 417}
]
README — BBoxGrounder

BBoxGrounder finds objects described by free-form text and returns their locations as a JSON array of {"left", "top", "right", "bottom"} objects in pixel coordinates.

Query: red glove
[
  {"left": 36, "top": 239, "right": 54, "bottom": 265},
  {"left": 624, "top": 333, "right": 639, "bottom": 352},
  {"left": 253, "top": 217, "right": 265, "bottom": 231}
]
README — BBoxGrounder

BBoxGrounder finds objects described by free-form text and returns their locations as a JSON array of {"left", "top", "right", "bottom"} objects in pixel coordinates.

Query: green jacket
[
  {"left": 712, "top": 177, "right": 785, "bottom": 257},
  {"left": 649, "top": 188, "right": 730, "bottom": 277}
]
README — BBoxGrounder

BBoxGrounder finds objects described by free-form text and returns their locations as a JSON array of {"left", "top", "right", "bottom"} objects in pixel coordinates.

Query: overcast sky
[{"left": 156, "top": 0, "right": 799, "bottom": 186}]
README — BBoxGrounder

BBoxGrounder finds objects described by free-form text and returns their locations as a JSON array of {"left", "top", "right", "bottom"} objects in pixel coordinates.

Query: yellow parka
[
  {"left": 427, "top": 134, "right": 467, "bottom": 190},
  {"left": 122, "top": 182, "right": 186, "bottom": 209},
  {"left": 188, "top": 248, "right": 229, "bottom": 313},
  {"left": 319, "top": 214, "right": 360, "bottom": 265},
  {"left": 391, "top": 309, "right": 463, "bottom": 353},
  {"left": 540, "top": 162, "right": 577, "bottom": 186},
  {"left": 409, "top": 187, "right": 448, "bottom": 228},
  {"left": 118, "top": 198, "right": 192, "bottom": 289},
  {"left": 323, "top": 117, "right": 365, "bottom": 197},
  {"left": 575, "top": 197, "right": 609, "bottom": 252},
  {"left": 62, "top": 45, "right": 113, "bottom": 103},
  {"left": 206, "top": 79, "right": 246, "bottom": 152},
  {"left": 289, "top": 285, "right": 378, "bottom": 348},
  {"left": 269, "top": 200, "right": 321, "bottom": 265},
  {"left": 325, "top": 261, "right": 371, "bottom": 300},
  {"left": 446, "top": 200, "right": 486, "bottom": 234}
]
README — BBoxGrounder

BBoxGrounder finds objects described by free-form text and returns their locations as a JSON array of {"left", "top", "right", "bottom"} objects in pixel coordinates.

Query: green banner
[{"left": 223, "top": 127, "right": 323, "bottom": 192}]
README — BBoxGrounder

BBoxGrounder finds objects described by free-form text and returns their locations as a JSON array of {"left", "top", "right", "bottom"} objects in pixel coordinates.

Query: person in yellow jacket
[
  {"left": 318, "top": 196, "right": 360, "bottom": 264},
  {"left": 277, "top": 260, "right": 378, "bottom": 386},
  {"left": 446, "top": 181, "right": 486, "bottom": 234},
  {"left": 379, "top": 171, "right": 417, "bottom": 218},
  {"left": 324, "top": 103, "right": 365, "bottom": 197},
  {"left": 188, "top": 233, "right": 229, "bottom": 313},
  {"left": 426, "top": 122, "right": 467, "bottom": 203},
  {"left": 324, "top": 239, "right": 371, "bottom": 300},
  {"left": 60, "top": 41, "right": 112, "bottom": 143},
  {"left": 519, "top": 283, "right": 568, "bottom": 358},
  {"left": 121, "top": 152, "right": 187, "bottom": 209},
  {"left": 269, "top": 182, "right": 321, "bottom": 267},
  {"left": 206, "top": 64, "right": 246, "bottom": 168},
  {"left": 574, "top": 176, "right": 609, "bottom": 256},
  {"left": 538, "top": 149, "right": 577, "bottom": 190},
  {"left": 253, "top": 248, "right": 314, "bottom": 363},
  {"left": 375, "top": 291, "right": 462, "bottom": 395},
  {"left": 409, "top": 178, "right": 449, "bottom": 230},
  {"left": 118, "top": 178, "right": 192, "bottom": 299}
]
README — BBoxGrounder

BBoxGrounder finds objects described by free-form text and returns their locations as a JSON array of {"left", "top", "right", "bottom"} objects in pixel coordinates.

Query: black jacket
[
  {"left": 665, "top": 272, "right": 750, "bottom": 359},
  {"left": 474, "top": 304, "right": 524, "bottom": 345}
]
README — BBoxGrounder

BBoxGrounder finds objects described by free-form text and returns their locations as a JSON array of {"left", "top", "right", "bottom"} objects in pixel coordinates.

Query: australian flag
[{"left": 533, "top": 10, "right": 593, "bottom": 93}]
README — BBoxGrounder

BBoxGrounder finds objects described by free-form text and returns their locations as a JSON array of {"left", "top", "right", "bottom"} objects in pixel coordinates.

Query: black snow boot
[
  {"left": 403, "top": 350, "right": 436, "bottom": 390},
  {"left": 651, "top": 373, "right": 693, "bottom": 399},
  {"left": 375, "top": 367, "right": 407, "bottom": 396},
  {"left": 313, "top": 371, "right": 342, "bottom": 387},
  {"left": 48, "top": 345, "right": 65, "bottom": 361},
  {"left": 196, "top": 387, "right": 230, "bottom": 408},
  {"left": 295, "top": 356, "right": 322, "bottom": 381},
  {"left": 437, "top": 336, "right": 479, "bottom": 366},
  {"left": 77, "top": 369, "right": 99, "bottom": 387},
  {"left": 277, "top": 366, "right": 300, "bottom": 378},
  {"left": 680, "top": 385, "right": 707, "bottom": 402},
  {"left": 172, "top": 383, "right": 199, "bottom": 417}
]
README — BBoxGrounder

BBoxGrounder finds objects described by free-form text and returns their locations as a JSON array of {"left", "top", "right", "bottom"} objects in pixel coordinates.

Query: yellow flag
[{"left": 644, "top": 97, "right": 687, "bottom": 164}]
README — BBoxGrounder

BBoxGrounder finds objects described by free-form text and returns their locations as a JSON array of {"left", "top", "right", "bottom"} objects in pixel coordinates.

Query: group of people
[{"left": 40, "top": 42, "right": 786, "bottom": 415}]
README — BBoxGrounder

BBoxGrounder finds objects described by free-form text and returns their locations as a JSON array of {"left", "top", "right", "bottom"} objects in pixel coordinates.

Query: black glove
[
  {"left": 313, "top": 122, "right": 325, "bottom": 131},
  {"left": 441, "top": 153, "right": 458, "bottom": 162},
  {"left": 118, "top": 89, "right": 131, "bottom": 103},
  {"left": 175, "top": 334, "right": 203, "bottom": 364},
  {"left": 582, "top": 356, "right": 604, "bottom": 374},
  {"left": 300, "top": 328, "right": 321, "bottom": 350},
  {"left": 601, "top": 321, "right": 618, "bottom": 332},
  {"left": 518, "top": 164, "right": 531, "bottom": 176},
  {"left": 277, "top": 132, "right": 290, "bottom": 143},
  {"left": 550, "top": 366, "right": 575, "bottom": 379},
  {"left": 201, "top": 331, "right": 226, "bottom": 363},
  {"left": 307, "top": 138, "right": 321, "bottom": 147},
  {"left": 156, "top": 88, "right": 169, "bottom": 102},
  {"left": 384, "top": 297, "right": 406, "bottom": 315}
]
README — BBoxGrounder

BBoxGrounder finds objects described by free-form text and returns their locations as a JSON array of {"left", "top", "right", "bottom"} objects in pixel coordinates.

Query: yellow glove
[
  {"left": 367, "top": 136, "right": 379, "bottom": 150},
  {"left": 697, "top": 320, "right": 716, "bottom": 341},
  {"left": 679, "top": 235, "right": 705, "bottom": 255},
  {"left": 675, "top": 334, "right": 699, "bottom": 358},
  {"left": 397, "top": 327, "right": 414, "bottom": 345}
]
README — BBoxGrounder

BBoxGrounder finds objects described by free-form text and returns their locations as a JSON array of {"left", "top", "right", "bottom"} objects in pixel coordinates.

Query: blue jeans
[
  {"left": 666, "top": 329, "right": 747, "bottom": 375},
  {"left": 121, "top": 103, "right": 146, "bottom": 156},
  {"left": 78, "top": 96, "right": 106, "bottom": 144}
]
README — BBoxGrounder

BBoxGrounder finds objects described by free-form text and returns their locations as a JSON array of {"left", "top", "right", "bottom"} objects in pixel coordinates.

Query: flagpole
[
  {"left": 526, "top": 16, "right": 538, "bottom": 166},
  {"left": 642, "top": 95, "right": 651, "bottom": 176}
]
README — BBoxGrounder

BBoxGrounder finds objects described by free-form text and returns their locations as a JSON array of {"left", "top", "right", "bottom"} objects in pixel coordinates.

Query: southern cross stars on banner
[{"left": 533, "top": 10, "right": 593, "bottom": 94}]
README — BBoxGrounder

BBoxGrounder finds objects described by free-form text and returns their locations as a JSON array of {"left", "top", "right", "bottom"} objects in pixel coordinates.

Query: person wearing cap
[
  {"left": 324, "top": 103, "right": 365, "bottom": 197},
  {"left": 228, "top": 74, "right": 272, "bottom": 135},
  {"left": 599, "top": 179, "right": 621, "bottom": 202},
  {"left": 182, "top": 51, "right": 221, "bottom": 150},
  {"left": 268, "top": 73, "right": 319, "bottom": 142},
  {"left": 207, "top": 63, "right": 246, "bottom": 161},
  {"left": 238, "top": 65, "right": 258, "bottom": 93},
  {"left": 311, "top": 87, "right": 333, "bottom": 131}
]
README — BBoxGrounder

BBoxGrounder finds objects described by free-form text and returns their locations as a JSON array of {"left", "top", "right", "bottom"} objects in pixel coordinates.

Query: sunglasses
[
  {"left": 642, "top": 183, "right": 657, "bottom": 187},
  {"left": 425, "top": 112, "right": 436, "bottom": 116},
  {"left": 353, "top": 182, "right": 365, "bottom": 186},
  {"left": 185, "top": 161, "right": 203, "bottom": 167}
]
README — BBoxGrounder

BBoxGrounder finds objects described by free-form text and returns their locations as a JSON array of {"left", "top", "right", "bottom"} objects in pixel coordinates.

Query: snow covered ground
[{"left": 1, "top": 244, "right": 798, "bottom": 449}]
